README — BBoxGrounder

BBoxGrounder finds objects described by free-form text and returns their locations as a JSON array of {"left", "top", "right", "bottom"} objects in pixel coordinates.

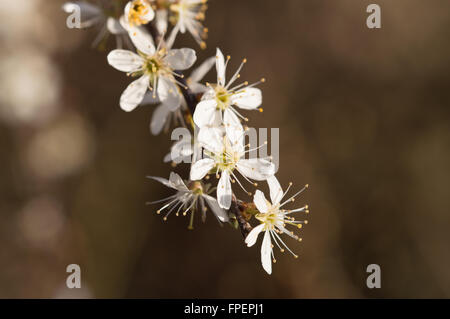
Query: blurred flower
[
  {"left": 53, "top": 283, "right": 93, "bottom": 299},
  {"left": 245, "top": 176, "right": 309, "bottom": 274},
  {"left": 0, "top": 50, "right": 60, "bottom": 126},
  {"left": 168, "top": 0, "right": 208, "bottom": 49},
  {"left": 18, "top": 196, "right": 66, "bottom": 250},
  {"left": 148, "top": 172, "right": 228, "bottom": 226},
  {"left": 62, "top": 1, "right": 129, "bottom": 48},
  {"left": 23, "top": 113, "right": 94, "bottom": 181}
]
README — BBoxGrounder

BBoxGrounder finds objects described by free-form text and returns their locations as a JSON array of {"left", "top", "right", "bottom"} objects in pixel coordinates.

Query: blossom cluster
[{"left": 63, "top": 0, "right": 309, "bottom": 275}]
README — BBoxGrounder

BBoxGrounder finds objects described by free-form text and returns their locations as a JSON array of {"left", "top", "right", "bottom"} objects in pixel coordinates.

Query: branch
[{"left": 229, "top": 194, "right": 253, "bottom": 239}]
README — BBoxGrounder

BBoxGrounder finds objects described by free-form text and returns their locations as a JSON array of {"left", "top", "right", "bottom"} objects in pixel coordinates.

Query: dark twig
[{"left": 229, "top": 194, "right": 253, "bottom": 239}]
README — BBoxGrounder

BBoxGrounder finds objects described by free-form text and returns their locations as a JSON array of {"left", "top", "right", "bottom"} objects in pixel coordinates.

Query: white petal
[
  {"left": 141, "top": 5, "right": 155, "bottom": 23},
  {"left": 120, "top": 75, "right": 149, "bottom": 112},
  {"left": 231, "top": 88, "right": 262, "bottom": 110},
  {"left": 267, "top": 175, "right": 283, "bottom": 205},
  {"left": 215, "top": 48, "right": 226, "bottom": 86},
  {"left": 165, "top": 48, "right": 197, "bottom": 71},
  {"left": 217, "top": 170, "right": 232, "bottom": 209},
  {"left": 223, "top": 107, "right": 241, "bottom": 127},
  {"left": 188, "top": 82, "right": 208, "bottom": 94},
  {"left": 193, "top": 99, "right": 218, "bottom": 127},
  {"left": 157, "top": 76, "right": 181, "bottom": 111},
  {"left": 245, "top": 223, "right": 264, "bottom": 247},
  {"left": 106, "top": 17, "right": 126, "bottom": 34},
  {"left": 190, "top": 56, "right": 216, "bottom": 83},
  {"left": 223, "top": 109, "right": 244, "bottom": 151},
  {"left": 190, "top": 158, "right": 215, "bottom": 180},
  {"left": 155, "top": 9, "right": 168, "bottom": 34},
  {"left": 128, "top": 25, "right": 155, "bottom": 55},
  {"left": 253, "top": 190, "right": 269, "bottom": 213},
  {"left": 107, "top": 49, "right": 144, "bottom": 73},
  {"left": 261, "top": 231, "right": 273, "bottom": 274},
  {"left": 203, "top": 194, "right": 229, "bottom": 222},
  {"left": 169, "top": 172, "right": 189, "bottom": 191},
  {"left": 197, "top": 127, "right": 224, "bottom": 153},
  {"left": 150, "top": 103, "right": 170, "bottom": 135},
  {"left": 146, "top": 175, "right": 173, "bottom": 188},
  {"left": 236, "top": 159, "right": 275, "bottom": 181},
  {"left": 140, "top": 91, "right": 160, "bottom": 105}
]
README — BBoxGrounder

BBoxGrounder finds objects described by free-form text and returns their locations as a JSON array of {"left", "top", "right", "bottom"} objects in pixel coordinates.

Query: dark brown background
[{"left": 0, "top": 0, "right": 449, "bottom": 298}]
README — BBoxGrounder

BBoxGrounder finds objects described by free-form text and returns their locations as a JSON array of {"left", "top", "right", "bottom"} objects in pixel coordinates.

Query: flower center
[
  {"left": 214, "top": 150, "right": 237, "bottom": 172},
  {"left": 214, "top": 86, "right": 230, "bottom": 110},
  {"left": 144, "top": 57, "right": 162, "bottom": 74},
  {"left": 256, "top": 204, "right": 282, "bottom": 230},
  {"left": 128, "top": 0, "right": 151, "bottom": 27},
  {"left": 189, "top": 181, "right": 204, "bottom": 195}
]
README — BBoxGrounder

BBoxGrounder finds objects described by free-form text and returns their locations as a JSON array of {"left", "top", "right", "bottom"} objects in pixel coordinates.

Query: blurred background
[{"left": 0, "top": 0, "right": 449, "bottom": 298}]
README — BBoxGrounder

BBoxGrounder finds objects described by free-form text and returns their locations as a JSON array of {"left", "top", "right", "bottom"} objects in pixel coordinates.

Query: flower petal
[
  {"left": 188, "top": 82, "right": 208, "bottom": 94},
  {"left": 236, "top": 159, "right": 275, "bottom": 181},
  {"left": 165, "top": 48, "right": 197, "bottom": 71},
  {"left": 140, "top": 91, "right": 160, "bottom": 105},
  {"left": 190, "top": 158, "right": 215, "bottom": 180},
  {"left": 146, "top": 175, "right": 178, "bottom": 190},
  {"left": 253, "top": 190, "right": 269, "bottom": 213},
  {"left": 203, "top": 194, "right": 229, "bottom": 222},
  {"left": 261, "top": 231, "right": 273, "bottom": 274},
  {"left": 197, "top": 127, "right": 224, "bottom": 153},
  {"left": 155, "top": 9, "right": 168, "bottom": 34},
  {"left": 157, "top": 76, "right": 181, "bottom": 111},
  {"left": 267, "top": 175, "right": 283, "bottom": 205},
  {"left": 120, "top": 75, "right": 149, "bottom": 112},
  {"left": 169, "top": 172, "right": 189, "bottom": 191},
  {"left": 245, "top": 223, "right": 265, "bottom": 247},
  {"left": 215, "top": 48, "right": 226, "bottom": 86},
  {"left": 150, "top": 103, "right": 170, "bottom": 135},
  {"left": 107, "top": 49, "right": 144, "bottom": 73},
  {"left": 217, "top": 170, "right": 232, "bottom": 209},
  {"left": 190, "top": 56, "right": 216, "bottom": 83},
  {"left": 126, "top": 24, "right": 155, "bottom": 56},
  {"left": 231, "top": 88, "right": 262, "bottom": 110},
  {"left": 193, "top": 99, "right": 218, "bottom": 127},
  {"left": 106, "top": 17, "right": 126, "bottom": 34}
]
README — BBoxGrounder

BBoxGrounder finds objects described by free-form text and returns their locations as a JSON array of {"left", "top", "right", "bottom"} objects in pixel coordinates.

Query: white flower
[
  {"left": 107, "top": 29, "right": 197, "bottom": 111},
  {"left": 167, "top": 0, "right": 208, "bottom": 49},
  {"left": 147, "top": 172, "right": 229, "bottom": 226},
  {"left": 123, "top": 0, "right": 155, "bottom": 29},
  {"left": 245, "top": 176, "right": 309, "bottom": 275},
  {"left": 190, "top": 128, "right": 275, "bottom": 209},
  {"left": 62, "top": 1, "right": 128, "bottom": 48},
  {"left": 193, "top": 48, "right": 264, "bottom": 136},
  {"left": 141, "top": 56, "right": 215, "bottom": 135}
]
